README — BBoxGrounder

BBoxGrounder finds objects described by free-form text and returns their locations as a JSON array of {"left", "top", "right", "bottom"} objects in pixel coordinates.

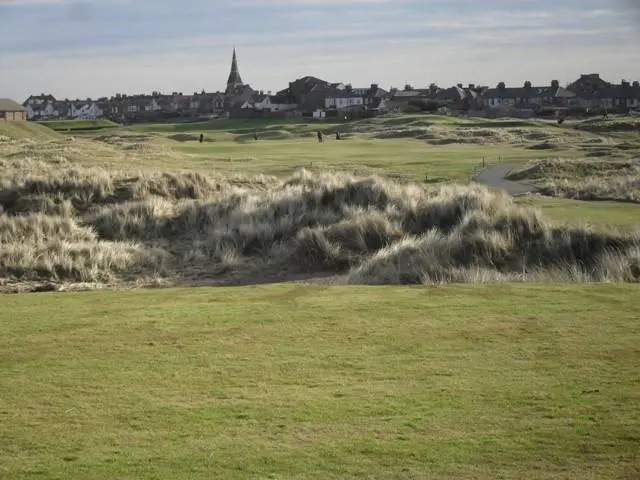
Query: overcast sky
[{"left": 1, "top": 0, "right": 639, "bottom": 101}]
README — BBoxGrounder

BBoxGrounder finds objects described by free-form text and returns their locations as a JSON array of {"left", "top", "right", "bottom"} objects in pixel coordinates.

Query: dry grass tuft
[
  {"left": 1, "top": 149, "right": 639, "bottom": 290},
  {"left": 507, "top": 157, "right": 640, "bottom": 203},
  {"left": 369, "top": 123, "right": 594, "bottom": 148}
]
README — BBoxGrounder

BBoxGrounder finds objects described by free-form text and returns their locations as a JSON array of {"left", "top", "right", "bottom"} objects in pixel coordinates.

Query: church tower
[{"left": 226, "top": 47, "right": 244, "bottom": 95}]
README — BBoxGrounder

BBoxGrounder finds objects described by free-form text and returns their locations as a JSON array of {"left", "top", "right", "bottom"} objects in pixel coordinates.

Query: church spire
[{"left": 226, "top": 47, "right": 243, "bottom": 93}]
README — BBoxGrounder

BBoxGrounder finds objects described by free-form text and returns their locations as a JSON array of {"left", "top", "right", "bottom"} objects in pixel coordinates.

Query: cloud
[{"left": 0, "top": 0, "right": 639, "bottom": 101}]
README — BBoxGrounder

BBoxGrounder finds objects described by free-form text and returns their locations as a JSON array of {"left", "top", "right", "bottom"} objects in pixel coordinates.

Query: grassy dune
[
  {"left": 0, "top": 121, "right": 62, "bottom": 140},
  {"left": 508, "top": 158, "right": 640, "bottom": 203},
  {"left": 1, "top": 155, "right": 639, "bottom": 291},
  {"left": 1, "top": 284, "right": 639, "bottom": 479},
  {"left": 1, "top": 116, "right": 638, "bottom": 291}
]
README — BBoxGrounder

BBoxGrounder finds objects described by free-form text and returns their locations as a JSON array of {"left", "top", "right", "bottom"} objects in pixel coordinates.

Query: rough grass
[
  {"left": 352, "top": 120, "right": 592, "bottom": 148},
  {"left": 575, "top": 116, "right": 640, "bottom": 133},
  {"left": 508, "top": 158, "right": 640, "bottom": 203},
  {"left": 1, "top": 154, "right": 639, "bottom": 290}
]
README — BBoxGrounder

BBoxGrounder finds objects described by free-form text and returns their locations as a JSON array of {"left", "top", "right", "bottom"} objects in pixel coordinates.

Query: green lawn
[
  {"left": 132, "top": 137, "right": 570, "bottom": 183},
  {"left": 516, "top": 196, "right": 640, "bottom": 230},
  {"left": 102, "top": 114, "right": 588, "bottom": 182},
  {"left": 130, "top": 117, "right": 345, "bottom": 134},
  {"left": 1, "top": 285, "right": 639, "bottom": 479}
]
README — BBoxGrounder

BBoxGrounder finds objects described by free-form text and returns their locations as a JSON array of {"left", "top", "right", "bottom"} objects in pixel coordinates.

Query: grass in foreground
[{"left": 1, "top": 284, "right": 639, "bottom": 479}]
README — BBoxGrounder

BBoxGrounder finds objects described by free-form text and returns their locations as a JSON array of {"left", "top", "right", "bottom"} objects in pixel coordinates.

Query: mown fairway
[
  {"left": 170, "top": 137, "right": 549, "bottom": 182},
  {"left": 120, "top": 115, "right": 589, "bottom": 182},
  {"left": 2, "top": 285, "right": 639, "bottom": 479}
]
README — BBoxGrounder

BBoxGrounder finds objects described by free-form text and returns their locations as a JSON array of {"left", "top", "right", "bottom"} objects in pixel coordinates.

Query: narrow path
[{"left": 473, "top": 164, "right": 537, "bottom": 197}]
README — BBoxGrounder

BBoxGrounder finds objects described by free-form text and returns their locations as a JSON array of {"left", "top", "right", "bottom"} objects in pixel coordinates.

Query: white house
[
  {"left": 70, "top": 101, "right": 104, "bottom": 120},
  {"left": 325, "top": 90, "right": 365, "bottom": 110},
  {"left": 257, "top": 93, "right": 298, "bottom": 112},
  {"left": 237, "top": 93, "right": 298, "bottom": 113},
  {"left": 40, "top": 102, "right": 61, "bottom": 119},
  {"left": 253, "top": 94, "right": 272, "bottom": 111},
  {"left": 269, "top": 98, "right": 298, "bottom": 112},
  {"left": 149, "top": 98, "right": 163, "bottom": 112},
  {"left": 24, "top": 94, "right": 56, "bottom": 107},
  {"left": 24, "top": 100, "right": 63, "bottom": 120}
]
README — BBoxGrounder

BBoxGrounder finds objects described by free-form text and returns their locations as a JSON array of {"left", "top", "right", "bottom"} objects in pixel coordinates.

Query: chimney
[
  {"left": 371, "top": 83, "right": 378, "bottom": 90},
  {"left": 457, "top": 83, "right": 463, "bottom": 88},
  {"left": 468, "top": 83, "right": 475, "bottom": 89}
]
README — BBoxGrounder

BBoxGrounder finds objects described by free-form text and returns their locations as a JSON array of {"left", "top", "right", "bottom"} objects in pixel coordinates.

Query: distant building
[
  {"left": 224, "top": 48, "right": 255, "bottom": 111},
  {"left": 225, "top": 47, "right": 244, "bottom": 95},
  {"left": 385, "top": 88, "right": 430, "bottom": 111},
  {"left": 23, "top": 94, "right": 56, "bottom": 107},
  {"left": 324, "top": 84, "right": 390, "bottom": 113},
  {"left": 0, "top": 98, "right": 27, "bottom": 121},
  {"left": 568, "top": 73, "right": 640, "bottom": 111},
  {"left": 287, "top": 76, "right": 337, "bottom": 113},
  {"left": 483, "top": 81, "right": 575, "bottom": 110},
  {"left": 324, "top": 85, "right": 365, "bottom": 110}
]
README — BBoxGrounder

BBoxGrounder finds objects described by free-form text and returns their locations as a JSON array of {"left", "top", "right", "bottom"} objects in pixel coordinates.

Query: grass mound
[
  {"left": 507, "top": 158, "right": 640, "bottom": 203},
  {"left": 575, "top": 117, "right": 640, "bottom": 133},
  {"left": 95, "top": 133, "right": 155, "bottom": 144},
  {"left": 526, "top": 141, "right": 561, "bottom": 150},
  {"left": 0, "top": 121, "right": 62, "bottom": 140},
  {"left": 369, "top": 122, "right": 588, "bottom": 148},
  {"left": 168, "top": 133, "right": 214, "bottom": 142},
  {"left": 38, "top": 119, "right": 119, "bottom": 131},
  {"left": 0, "top": 213, "right": 167, "bottom": 283},
  {"left": 1, "top": 159, "right": 639, "bottom": 290},
  {"left": 235, "top": 130, "right": 294, "bottom": 142}
]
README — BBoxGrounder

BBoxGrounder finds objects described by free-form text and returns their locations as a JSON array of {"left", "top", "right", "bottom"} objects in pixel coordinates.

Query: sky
[{"left": 1, "top": 0, "right": 639, "bottom": 101}]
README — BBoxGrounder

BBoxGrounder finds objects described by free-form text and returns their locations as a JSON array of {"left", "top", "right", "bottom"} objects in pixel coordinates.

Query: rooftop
[{"left": 0, "top": 98, "right": 26, "bottom": 112}]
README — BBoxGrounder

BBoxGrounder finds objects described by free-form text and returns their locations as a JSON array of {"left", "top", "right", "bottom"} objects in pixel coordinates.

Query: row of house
[
  {"left": 386, "top": 75, "right": 640, "bottom": 114},
  {"left": 16, "top": 48, "right": 640, "bottom": 123}
]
